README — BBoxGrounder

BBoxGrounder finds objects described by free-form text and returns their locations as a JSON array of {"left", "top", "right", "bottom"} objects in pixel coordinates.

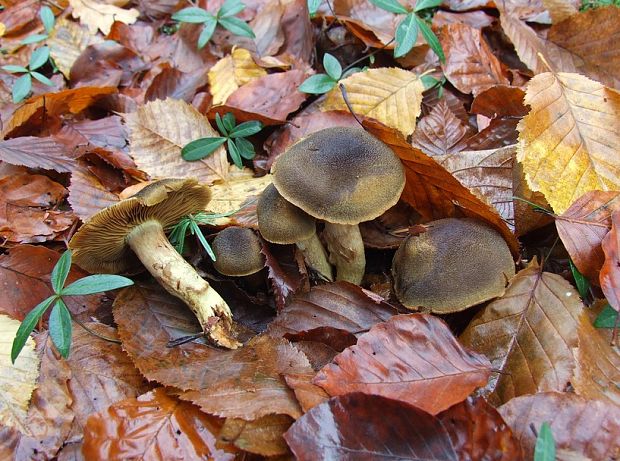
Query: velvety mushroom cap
[
  {"left": 392, "top": 218, "right": 515, "bottom": 313},
  {"left": 272, "top": 127, "right": 405, "bottom": 224},
  {"left": 69, "top": 178, "right": 211, "bottom": 274},
  {"left": 212, "top": 226, "right": 265, "bottom": 276},
  {"left": 257, "top": 184, "right": 316, "bottom": 244}
]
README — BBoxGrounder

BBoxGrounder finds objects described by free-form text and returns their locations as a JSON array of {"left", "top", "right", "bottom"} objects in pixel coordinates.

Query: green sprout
[
  {"left": 20, "top": 6, "right": 55, "bottom": 45},
  {"left": 1, "top": 46, "right": 54, "bottom": 102},
  {"left": 169, "top": 210, "right": 239, "bottom": 259},
  {"left": 533, "top": 422, "right": 556, "bottom": 461}
]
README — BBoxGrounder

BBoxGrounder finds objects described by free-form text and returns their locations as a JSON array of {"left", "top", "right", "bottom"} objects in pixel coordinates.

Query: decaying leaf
[
  {"left": 517, "top": 71, "right": 620, "bottom": 214},
  {"left": 0, "top": 314, "right": 40, "bottom": 432},
  {"left": 0, "top": 137, "right": 74, "bottom": 173},
  {"left": 48, "top": 18, "right": 103, "bottom": 78},
  {"left": 461, "top": 260, "right": 584, "bottom": 406},
  {"left": 209, "top": 47, "right": 268, "bottom": 106},
  {"left": 70, "top": 0, "right": 140, "bottom": 35},
  {"left": 219, "top": 414, "right": 293, "bottom": 457},
  {"left": 323, "top": 68, "right": 424, "bottom": 137},
  {"left": 124, "top": 98, "right": 229, "bottom": 183},
  {"left": 411, "top": 99, "right": 468, "bottom": 156},
  {"left": 542, "top": 0, "right": 578, "bottom": 24}
]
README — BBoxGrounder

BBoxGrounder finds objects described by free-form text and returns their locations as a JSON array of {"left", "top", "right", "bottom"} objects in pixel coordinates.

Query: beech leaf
[
  {"left": 69, "top": 0, "right": 139, "bottom": 35},
  {"left": 208, "top": 48, "right": 267, "bottom": 106}
]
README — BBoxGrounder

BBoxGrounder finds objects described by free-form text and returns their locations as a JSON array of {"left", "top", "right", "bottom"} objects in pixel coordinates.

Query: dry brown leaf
[
  {"left": 0, "top": 314, "right": 40, "bottom": 432},
  {"left": 470, "top": 85, "right": 527, "bottom": 119},
  {"left": 601, "top": 210, "right": 620, "bottom": 315},
  {"left": 145, "top": 66, "right": 209, "bottom": 103},
  {"left": 48, "top": 18, "right": 103, "bottom": 78},
  {"left": 208, "top": 47, "right": 267, "bottom": 106},
  {"left": 251, "top": 0, "right": 285, "bottom": 57},
  {"left": 499, "top": 392, "right": 620, "bottom": 460},
  {"left": 67, "top": 167, "right": 119, "bottom": 222},
  {"left": 124, "top": 98, "right": 228, "bottom": 183},
  {"left": 329, "top": 0, "right": 403, "bottom": 45},
  {"left": 0, "top": 136, "right": 74, "bottom": 173},
  {"left": 323, "top": 68, "right": 424, "bottom": 137},
  {"left": 460, "top": 260, "right": 585, "bottom": 406},
  {"left": 70, "top": 0, "right": 139, "bottom": 35},
  {"left": 219, "top": 414, "right": 293, "bottom": 457},
  {"left": 542, "top": 0, "right": 578, "bottom": 23},
  {"left": 411, "top": 99, "right": 468, "bottom": 156},
  {"left": 513, "top": 161, "right": 554, "bottom": 237},
  {"left": 437, "top": 145, "right": 515, "bottom": 230},
  {"left": 517, "top": 72, "right": 620, "bottom": 214},
  {"left": 440, "top": 23, "right": 509, "bottom": 96}
]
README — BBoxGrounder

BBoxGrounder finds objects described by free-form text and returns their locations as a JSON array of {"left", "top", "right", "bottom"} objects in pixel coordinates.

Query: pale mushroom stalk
[
  {"left": 322, "top": 222, "right": 365, "bottom": 284},
  {"left": 296, "top": 233, "right": 333, "bottom": 281},
  {"left": 127, "top": 220, "right": 239, "bottom": 349}
]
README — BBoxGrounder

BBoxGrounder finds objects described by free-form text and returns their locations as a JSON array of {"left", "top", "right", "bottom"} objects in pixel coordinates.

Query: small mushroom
[
  {"left": 257, "top": 184, "right": 333, "bottom": 281},
  {"left": 68, "top": 178, "right": 240, "bottom": 349},
  {"left": 212, "top": 226, "right": 265, "bottom": 277},
  {"left": 391, "top": 218, "right": 515, "bottom": 313},
  {"left": 272, "top": 127, "right": 405, "bottom": 284}
]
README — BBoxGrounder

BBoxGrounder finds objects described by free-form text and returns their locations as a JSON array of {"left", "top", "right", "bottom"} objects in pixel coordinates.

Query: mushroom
[
  {"left": 212, "top": 226, "right": 265, "bottom": 277},
  {"left": 272, "top": 126, "right": 405, "bottom": 284},
  {"left": 257, "top": 184, "right": 333, "bottom": 281},
  {"left": 391, "top": 218, "right": 515, "bottom": 313},
  {"left": 68, "top": 178, "right": 240, "bottom": 349}
]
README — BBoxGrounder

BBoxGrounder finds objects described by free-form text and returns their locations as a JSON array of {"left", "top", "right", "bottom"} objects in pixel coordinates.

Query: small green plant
[
  {"left": 172, "top": 0, "right": 255, "bottom": 49},
  {"left": 181, "top": 112, "right": 262, "bottom": 169},
  {"left": 169, "top": 210, "right": 238, "bottom": 259},
  {"left": 581, "top": 0, "right": 620, "bottom": 10},
  {"left": 594, "top": 303, "right": 619, "bottom": 328},
  {"left": 1, "top": 46, "right": 54, "bottom": 102},
  {"left": 11, "top": 250, "right": 133, "bottom": 362},
  {"left": 20, "top": 6, "right": 55, "bottom": 45},
  {"left": 533, "top": 422, "right": 556, "bottom": 461},
  {"left": 569, "top": 259, "right": 590, "bottom": 299},
  {"left": 308, "top": 0, "right": 322, "bottom": 16},
  {"left": 299, "top": 53, "right": 365, "bottom": 94},
  {"left": 370, "top": 0, "right": 444, "bottom": 60}
]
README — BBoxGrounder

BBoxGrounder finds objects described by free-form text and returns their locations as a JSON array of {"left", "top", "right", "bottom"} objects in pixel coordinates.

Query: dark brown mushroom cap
[
  {"left": 212, "top": 226, "right": 265, "bottom": 276},
  {"left": 392, "top": 218, "right": 515, "bottom": 313},
  {"left": 257, "top": 184, "right": 316, "bottom": 244},
  {"left": 272, "top": 127, "right": 405, "bottom": 225},
  {"left": 69, "top": 178, "right": 211, "bottom": 274}
]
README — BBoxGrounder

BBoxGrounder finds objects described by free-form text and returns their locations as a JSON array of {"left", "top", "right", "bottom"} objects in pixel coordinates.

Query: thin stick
[
  {"left": 339, "top": 83, "right": 363, "bottom": 127},
  {"left": 73, "top": 317, "right": 122, "bottom": 344}
]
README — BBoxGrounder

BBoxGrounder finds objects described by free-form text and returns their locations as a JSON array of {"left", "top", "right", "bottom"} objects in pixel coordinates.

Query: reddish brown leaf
[
  {"left": 219, "top": 414, "right": 293, "bottom": 456},
  {"left": 68, "top": 168, "right": 119, "bottom": 222},
  {"left": 283, "top": 373, "right": 330, "bottom": 413},
  {"left": 0, "top": 245, "right": 107, "bottom": 322},
  {"left": 470, "top": 85, "right": 527, "bottom": 119},
  {"left": 284, "top": 327, "right": 358, "bottom": 352},
  {"left": 555, "top": 191, "right": 620, "bottom": 283},
  {"left": 70, "top": 42, "right": 147, "bottom": 88},
  {"left": 0, "top": 136, "right": 75, "bottom": 173},
  {"left": 63, "top": 116, "right": 129, "bottom": 153},
  {"left": 440, "top": 23, "right": 509, "bottom": 96},
  {"left": 207, "top": 104, "right": 284, "bottom": 127},
  {"left": 438, "top": 397, "right": 523, "bottom": 461},
  {"left": 314, "top": 314, "right": 492, "bottom": 415},
  {"left": 267, "top": 281, "right": 397, "bottom": 338},
  {"left": 82, "top": 388, "right": 237, "bottom": 461},
  {"left": 433, "top": 10, "right": 495, "bottom": 29},
  {"left": 601, "top": 211, "right": 620, "bottom": 313},
  {"left": 0, "top": 0, "right": 39, "bottom": 37},
  {"left": 262, "top": 242, "right": 306, "bottom": 311},
  {"left": 277, "top": 0, "right": 313, "bottom": 65},
  {"left": 499, "top": 392, "right": 620, "bottom": 460},
  {"left": 284, "top": 393, "right": 458, "bottom": 461},
  {"left": 411, "top": 99, "right": 468, "bottom": 156},
  {"left": 145, "top": 66, "right": 209, "bottom": 103}
]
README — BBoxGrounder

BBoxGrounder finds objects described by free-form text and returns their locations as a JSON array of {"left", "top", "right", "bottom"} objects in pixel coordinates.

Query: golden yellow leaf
[
  {"left": 517, "top": 72, "right": 620, "bottom": 213},
  {"left": 48, "top": 18, "right": 103, "bottom": 78},
  {"left": 209, "top": 48, "right": 268, "bottom": 106},
  {"left": 125, "top": 98, "right": 229, "bottom": 184},
  {"left": 0, "top": 23, "right": 6, "bottom": 38},
  {"left": 0, "top": 314, "right": 40, "bottom": 433},
  {"left": 322, "top": 68, "right": 424, "bottom": 137},
  {"left": 70, "top": 0, "right": 139, "bottom": 35}
]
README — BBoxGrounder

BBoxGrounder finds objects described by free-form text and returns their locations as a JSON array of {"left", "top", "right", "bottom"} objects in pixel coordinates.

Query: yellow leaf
[
  {"left": 125, "top": 98, "right": 229, "bottom": 184},
  {"left": 70, "top": 0, "right": 139, "bottom": 35},
  {"left": 322, "top": 68, "right": 424, "bottom": 137},
  {"left": 48, "top": 18, "right": 103, "bottom": 78},
  {"left": 208, "top": 48, "right": 268, "bottom": 106},
  {"left": 0, "top": 314, "right": 40, "bottom": 433},
  {"left": 517, "top": 72, "right": 620, "bottom": 214},
  {"left": 0, "top": 23, "right": 6, "bottom": 38}
]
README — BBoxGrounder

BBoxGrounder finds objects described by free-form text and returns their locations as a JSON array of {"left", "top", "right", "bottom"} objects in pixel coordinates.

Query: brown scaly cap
[
  {"left": 69, "top": 178, "right": 211, "bottom": 274},
  {"left": 392, "top": 218, "right": 515, "bottom": 313},
  {"left": 257, "top": 183, "right": 316, "bottom": 244},
  {"left": 212, "top": 226, "right": 265, "bottom": 276},
  {"left": 272, "top": 127, "right": 405, "bottom": 225}
]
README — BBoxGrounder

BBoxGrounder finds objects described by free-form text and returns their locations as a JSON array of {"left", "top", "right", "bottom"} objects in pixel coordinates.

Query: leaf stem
[{"left": 73, "top": 317, "right": 122, "bottom": 344}]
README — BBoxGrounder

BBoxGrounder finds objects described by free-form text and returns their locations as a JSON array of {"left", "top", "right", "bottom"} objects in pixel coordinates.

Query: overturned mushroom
[
  {"left": 68, "top": 178, "right": 240, "bottom": 349},
  {"left": 212, "top": 226, "right": 265, "bottom": 277},
  {"left": 257, "top": 184, "right": 333, "bottom": 281},
  {"left": 272, "top": 127, "right": 405, "bottom": 284},
  {"left": 392, "top": 218, "right": 515, "bottom": 313}
]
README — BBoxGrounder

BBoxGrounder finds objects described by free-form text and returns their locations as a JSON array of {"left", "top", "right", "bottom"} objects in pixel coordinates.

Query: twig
[
  {"left": 339, "top": 83, "right": 363, "bottom": 127},
  {"left": 73, "top": 317, "right": 122, "bottom": 344}
]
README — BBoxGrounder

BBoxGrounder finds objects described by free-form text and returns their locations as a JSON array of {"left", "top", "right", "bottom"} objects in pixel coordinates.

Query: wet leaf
[
  {"left": 323, "top": 67, "right": 424, "bottom": 137},
  {"left": 70, "top": 0, "right": 139, "bottom": 35},
  {"left": 208, "top": 47, "right": 267, "bottom": 106},
  {"left": 461, "top": 261, "right": 584, "bottom": 406},
  {"left": 470, "top": 85, "right": 528, "bottom": 119},
  {"left": 82, "top": 388, "right": 237, "bottom": 460},
  {"left": 284, "top": 393, "right": 458, "bottom": 461},
  {"left": 314, "top": 314, "right": 492, "bottom": 414},
  {"left": 219, "top": 414, "right": 293, "bottom": 456},
  {"left": 411, "top": 99, "right": 468, "bottom": 156}
]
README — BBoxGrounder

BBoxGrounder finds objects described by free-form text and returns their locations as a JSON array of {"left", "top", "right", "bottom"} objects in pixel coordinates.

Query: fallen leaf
[
  {"left": 124, "top": 98, "right": 229, "bottom": 183},
  {"left": 276, "top": 0, "right": 313, "bottom": 65},
  {"left": 555, "top": 191, "right": 620, "bottom": 284},
  {"left": 0, "top": 314, "right": 40, "bottom": 432},
  {"left": 70, "top": 0, "right": 139, "bottom": 35},
  {"left": 411, "top": 99, "right": 468, "bottom": 156},
  {"left": 251, "top": 0, "right": 285, "bottom": 57},
  {"left": 460, "top": 260, "right": 584, "bottom": 406},
  {"left": 440, "top": 23, "right": 509, "bottom": 96},
  {"left": 513, "top": 161, "right": 554, "bottom": 237},
  {"left": 433, "top": 10, "right": 496, "bottom": 29},
  {"left": 314, "top": 314, "right": 492, "bottom": 415},
  {"left": 499, "top": 392, "right": 620, "bottom": 460},
  {"left": 68, "top": 167, "right": 120, "bottom": 222},
  {"left": 463, "top": 117, "right": 520, "bottom": 151},
  {"left": 323, "top": 67, "right": 424, "bottom": 137},
  {"left": 219, "top": 414, "right": 293, "bottom": 457},
  {"left": 0, "top": 137, "right": 74, "bottom": 173},
  {"left": 542, "top": 0, "right": 578, "bottom": 23},
  {"left": 209, "top": 48, "right": 268, "bottom": 106},
  {"left": 329, "top": 0, "right": 404, "bottom": 46},
  {"left": 262, "top": 242, "right": 306, "bottom": 311},
  {"left": 517, "top": 71, "right": 620, "bottom": 214},
  {"left": 48, "top": 18, "right": 103, "bottom": 78},
  {"left": 65, "top": 116, "right": 129, "bottom": 153},
  {"left": 470, "top": 85, "right": 528, "bottom": 119},
  {"left": 267, "top": 281, "right": 397, "bottom": 338},
  {"left": 601, "top": 210, "right": 620, "bottom": 316},
  {"left": 145, "top": 66, "right": 209, "bottom": 103},
  {"left": 438, "top": 397, "right": 523, "bottom": 461},
  {"left": 283, "top": 373, "right": 330, "bottom": 413},
  {"left": 284, "top": 393, "right": 458, "bottom": 461},
  {"left": 82, "top": 388, "right": 237, "bottom": 460}
]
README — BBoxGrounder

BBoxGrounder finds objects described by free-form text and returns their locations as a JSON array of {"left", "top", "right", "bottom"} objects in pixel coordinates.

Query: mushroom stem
[
  {"left": 126, "top": 220, "right": 240, "bottom": 349},
  {"left": 323, "top": 222, "right": 366, "bottom": 285},
  {"left": 296, "top": 233, "right": 334, "bottom": 281}
]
